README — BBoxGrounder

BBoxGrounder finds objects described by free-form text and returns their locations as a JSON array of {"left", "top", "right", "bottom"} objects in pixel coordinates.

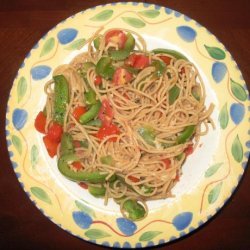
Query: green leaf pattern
[
  {"left": 138, "top": 10, "right": 160, "bottom": 18},
  {"left": 122, "top": 17, "right": 146, "bottom": 28},
  {"left": 30, "top": 187, "right": 52, "bottom": 204},
  {"left": 208, "top": 182, "right": 222, "bottom": 204},
  {"left": 40, "top": 37, "right": 55, "bottom": 57},
  {"left": 65, "top": 38, "right": 86, "bottom": 50},
  {"left": 75, "top": 200, "right": 96, "bottom": 218},
  {"left": 205, "top": 163, "right": 223, "bottom": 177},
  {"left": 139, "top": 231, "right": 162, "bottom": 241},
  {"left": 204, "top": 45, "right": 226, "bottom": 60},
  {"left": 231, "top": 135, "right": 243, "bottom": 163},
  {"left": 17, "top": 77, "right": 27, "bottom": 103},
  {"left": 218, "top": 103, "right": 229, "bottom": 129},
  {"left": 31, "top": 145, "right": 39, "bottom": 168},
  {"left": 90, "top": 10, "right": 113, "bottom": 21},
  {"left": 85, "top": 229, "right": 110, "bottom": 239},
  {"left": 11, "top": 135, "right": 22, "bottom": 155},
  {"left": 230, "top": 78, "right": 247, "bottom": 101}
]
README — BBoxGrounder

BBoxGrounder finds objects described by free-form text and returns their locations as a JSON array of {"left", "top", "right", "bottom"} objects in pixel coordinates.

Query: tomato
[
  {"left": 125, "top": 54, "right": 149, "bottom": 69},
  {"left": 73, "top": 140, "right": 81, "bottom": 148},
  {"left": 159, "top": 55, "right": 171, "bottom": 65},
  {"left": 47, "top": 122, "right": 63, "bottom": 143},
  {"left": 43, "top": 135, "right": 59, "bottom": 158},
  {"left": 73, "top": 106, "right": 87, "bottom": 121},
  {"left": 98, "top": 99, "right": 113, "bottom": 126},
  {"left": 34, "top": 111, "right": 46, "bottom": 134},
  {"left": 128, "top": 176, "right": 140, "bottom": 182},
  {"left": 79, "top": 182, "right": 88, "bottom": 189},
  {"left": 184, "top": 145, "right": 194, "bottom": 156},
  {"left": 94, "top": 75, "right": 102, "bottom": 85},
  {"left": 105, "top": 30, "right": 127, "bottom": 49},
  {"left": 174, "top": 173, "right": 180, "bottom": 182},
  {"left": 96, "top": 123, "right": 120, "bottom": 142},
  {"left": 72, "top": 161, "right": 83, "bottom": 171},
  {"left": 162, "top": 159, "right": 171, "bottom": 169},
  {"left": 112, "top": 68, "right": 133, "bottom": 85}
]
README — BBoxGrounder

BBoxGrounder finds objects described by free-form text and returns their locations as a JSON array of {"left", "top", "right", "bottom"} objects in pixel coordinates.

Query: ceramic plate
[{"left": 6, "top": 2, "right": 250, "bottom": 248}]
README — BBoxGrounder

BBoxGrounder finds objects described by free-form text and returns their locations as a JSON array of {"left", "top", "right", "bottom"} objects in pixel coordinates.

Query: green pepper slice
[
  {"left": 169, "top": 85, "right": 180, "bottom": 105},
  {"left": 60, "top": 132, "right": 74, "bottom": 156},
  {"left": 122, "top": 199, "right": 146, "bottom": 221},
  {"left": 94, "top": 36, "right": 101, "bottom": 50},
  {"left": 53, "top": 75, "right": 69, "bottom": 125},
  {"left": 152, "top": 60, "right": 166, "bottom": 77},
  {"left": 84, "top": 89, "right": 96, "bottom": 105},
  {"left": 96, "top": 57, "right": 115, "bottom": 80},
  {"left": 176, "top": 125, "right": 196, "bottom": 144},
  {"left": 100, "top": 155, "right": 114, "bottom": 165},
  {"left": 152, "top": 48, "right": 188, "bottom": 60},
  {"left": 138, "top": 126, "right": 156, "bottom": 147},
  {"left": 109, "top": 49, "right": 130, "bottom": 61},
  {"left": 124, "top": 33, "right": 135, "bottom": 51},
  {"left": 79, "top": 100, "right": 101, "bottom": 124},
  {"left": 82, "top": 62, "right": 95, "bottom": 71},
  {"left": 85, "top": 119, "right": 102, "bottom": 127},
  {"left": 89, "top": 186, "right": 106, "bottom": 197}
]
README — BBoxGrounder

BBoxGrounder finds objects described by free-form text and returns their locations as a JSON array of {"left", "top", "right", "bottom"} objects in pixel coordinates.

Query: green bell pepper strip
[
  {"left": 123, "top": 65, "right": 140, "bottom": 74},
  {"left": 94, "top": 36, "right": 101, "bottom": 50},
  {"left": 109, "top": 49, "right": 130, "bottom": 61},
  {"left": 124, "top": 32, "right": 135, "bottom": 51},
  {"left": 169, "top": 85, "right": 180, "bottom": 105},
  {"left": 82, "top": 62, "right": 95, "bottom": 71},
  {"left": 122, "top": 199, "right": 146, "bottom": 221},
  {"left": 191, "top": 86, "right": 201, "bottom": 101},
  {"left": 176, "top": 125, "right": 196, "bottom": 144},
  {"left": 53, "top": 75, "right": 69, "bottom": 125},
  {"left": 60, "top": 132, "right": 74, "bottom": 156},
  {"left": 80, "top": 140, "right": 89, "bottom": 149},
  {"left": 152, "top": 60, "right": 166, "bottom": 77},
  {"left": 58, "top": 153, "right": 115, "bottom": 183},
  {"left": 138, "top": 126, "right": 156, "bottom": 147},
  {"left": 96, "top": 57, "right": 115, "bottom": 80},
  {"left": 176, "top": 153, "right": 184, "bottom": 161},
  {"left": 100, "top": 155, "right": 114, "bottom": 165},
  {"left": 89, "top": 186, "right": 106, "bottom": 197},
  {"left": 84, "top": 89, "right": 96, "bottom": 105},
  {"left": 79, "top": 100, "right": 101, "bottom": 124},
  {"left": 152, "top": 48, "right": 188, "bottom": 60},
  {"left": 140, "top": 185, "right": 153, "bottom": 194},
  {"left": 85, "top": 119, "right": 102, "bottom": 127}
]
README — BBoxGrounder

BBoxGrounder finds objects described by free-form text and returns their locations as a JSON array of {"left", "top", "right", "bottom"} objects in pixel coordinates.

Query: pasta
[{"left": 35, "top": 28, "right": 214, "bottom": 221}]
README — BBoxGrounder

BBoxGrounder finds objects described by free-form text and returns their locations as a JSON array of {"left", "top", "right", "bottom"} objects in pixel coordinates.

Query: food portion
[{"left": 34, "top": 28, "right": 214, "bottom": 221}]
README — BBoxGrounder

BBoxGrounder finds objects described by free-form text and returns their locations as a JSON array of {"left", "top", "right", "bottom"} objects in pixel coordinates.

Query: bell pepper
[
  {"left": 84, "top": 89, "right": 97, "bottom": 105},
  {"left": 96, "top": 57, "right": 115, "bottom": 80},
  {"left": 88, "top": 185, "right": 106, "bottom": 197},
  {"left": 79, "top": 100, "right": 102, "bottom": 124},
  {"left": 176, "top": 125, "right": 196, "bottom": 144},
  {"left": 152, "top": 48, "right": 188, "bottom": 60},
  {"left": 124, "top": 32, "right": 135, "bottom": 51},
  {"left": 122, "top": 199, "right": 146, "bottom": 221},
  {"left": 169, "top": 85, "right": 180, "bottom": 105},
  {"left": 137, "top": 125, "right": 156, "bottom": 146}
]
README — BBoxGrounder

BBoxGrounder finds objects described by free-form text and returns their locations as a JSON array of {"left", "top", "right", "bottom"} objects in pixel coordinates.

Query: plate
[{"left": 5, "top": 2, "right": 250, "bottom": 248}]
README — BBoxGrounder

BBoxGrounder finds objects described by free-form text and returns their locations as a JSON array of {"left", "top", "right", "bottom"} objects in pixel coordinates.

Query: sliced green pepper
[
  {"left": 100, "top": 155, "right": 114, "bottom": 165},
  {"left": 124, "top": 33, "right": 135, "bottom": 51},
  {"left": 53, "top": 75, "right": 69, "bottom": 124},
  {"left": 84, "top": 89, "right": 96, "bottom": 105},
  {"left": 141, "top": 185, "right": 153, "bottom": 194},
  {"left": 94, "top": 36, "right": 101, "bottom": 50},
  {"left": 152, "top": 60, "right": 166, "bottom": 77},
  {"left": 85, "top": 119, "right": 102, "bottom": 127},
  {"left": 176, "top": 125, "right": 196, "bottom": 144},
  {"left": 96, "top": 57, "right": 115, "bottom": 80},
  {"left": 176, "top": 153, "right": 184, "bottom": 161},
  {"left": 138, "top": 126, "right": 156, "bottom": 147},
  {"left": 80, "top": 140, "right": 89, "bottom": 149},
  {"left": 79, "top": 100, "right": 101, "bottom": 124},
  {"left": 60, "top": 132, "right": 74, "bottom": 156},
  {"left": 123, "top": 65, "right": 140, "bottom": 74},
  {"left": 109, "top": 49, "right": 130, "bottom": 61},
  {"left": 191, "top": 86, "right": 201, "bottom": 101},
  {"left": 152, "top": 48, "right": 188, "bottom": 60},
  {"left": 123, "top": 199, "right": 146, "bottom": 221},
  {"left": 169, "top": 85, "right": 180, "bottom": 105},
  {"left": 82, "top": 62, "right": 95, "bottom": 71},
  {"left": 89, "top": 185, "right": 106, "bottom": 197}
]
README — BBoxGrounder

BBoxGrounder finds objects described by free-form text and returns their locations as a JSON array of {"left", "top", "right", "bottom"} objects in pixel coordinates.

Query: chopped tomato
[
  {"left": 73, "top": 140, "right": 81, "bottom": 148},
  {"left": 128, "top": 175, "right": 140, "bottom": 182},
  {"left": 159, "top": 55, "right": 171, "bottom": 65},
  {"left": 98, "top": 99, "right": 113, "bottom": 126},
  {"left": 125, "top": 54, "right": 149, "bottom": 69},
  {"left": 43, "top": 135, "right": 59, "bottom": 158},
  {"left": 34, "top": 111, "right": 46, "bottom": 134},
  {"left": 162, "top": 159, "right": 171, "bottom": 169},
  {"left": 184, "top": 145, "right": 194, "bottom": 156},
  {"left": 113, "top": 68, "right": 133, "bottom": 85},
  {"left": 72, "top": 161, "right": 83, "bottom": 171},
  {"left": 79, "top": 182, "right": 88, "bottom": 189},
  {"left": 73, "top": 106, "right": 87, "bottom": 121},
  {"left": 94, "top": 75, "right": 102, "bottom": 85},
  {"left": 105, "top": 30, "right": 127, "bottom": 49},
  {"left": 47, "top": 122, "right": 63, "bottom": 143},
  {"left": 96, "top": 123, "right": 120, "bottom": 142},
  {"left": 174, "top": 173, "right": 180, "bottom": 182}
]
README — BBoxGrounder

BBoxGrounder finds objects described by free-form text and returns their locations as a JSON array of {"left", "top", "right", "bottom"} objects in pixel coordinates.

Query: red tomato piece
[
  {"left": 96, "top": 123, "right": 120, "bottom": 142},
  {"left": 112, "top": 68, "right": 133, "bottom": 85},
  {"left": 159, "top": 55, "right": 171, "bottom": 65},
  {"left": 128, "top": 175, "right": 140, "bottom": 182},
  {"left": 43, "top": 135, "right": 59, "bottom": 158},
  {"left": 94, "top": 75, "right": 102, "bottom": 85},
  {"left": 174, "top": 173, "right": 180, "bottom": 182},
  {"left": 162, "top": 159, "right": 171, "bottom": 169},
  {"left": 47, "top": 122, "right": 63, "bottom": 143},
  {"left": 125, "top": 54, "right": 149, "bottom": 69},
  {"left": 184, "top": 145, "right": 194, "bottom": 156},
  {"left": 73, "top": 106, "right": 87, "bottom": 121},
  {"left": 73, "top": 140, "right": 81, "bottom": 148},
  {"left": 34, "top": 111, "right": 46, "bottom": 134},
  {"left": 105, "top": 30, "right": 127, "bottom": 49},
  {"left": 98, "top": 99, "right": 113, "bottom": 126},
  {"left": 72, "top": 161, "right": 83, "bottom": 171},
  {"left": 79, "top": 182, "right": 88, "bottom": 189}
]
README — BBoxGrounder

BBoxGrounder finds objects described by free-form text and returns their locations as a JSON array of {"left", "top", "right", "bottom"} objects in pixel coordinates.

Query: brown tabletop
[{"left": 0, "top": 0, "right": 250, "bottom": 249}]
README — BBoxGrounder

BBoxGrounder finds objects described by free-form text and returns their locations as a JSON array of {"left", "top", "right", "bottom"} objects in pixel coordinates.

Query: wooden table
[{"left": 0, "top": 0, "right": 249, "bottom": 249}]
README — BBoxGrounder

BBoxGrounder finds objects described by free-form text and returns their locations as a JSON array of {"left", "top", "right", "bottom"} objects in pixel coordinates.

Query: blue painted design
[
  {"left": 165, "top": 8, "right": 173, "bottom": 14},
  {"left": 184, "top": 15, "right": 191, "bottom": 21},
  {"left": 72, "top": 211, "right": 92, "bottom": 229},
  {"left": 6, "top": 130, "right": 10, "bottom": 136},
  {"left": 242, "top": 162, "right": 248, "bottom": 169},
  {"left": 230, "top": 103, "right": 245, "bottom": 124},
  {"left": 146, "top": 241, "right": 154, "bottom": 247},
  {"left": 116, "top": 218, "right": 137, "bottom": 236},
  {"left": 176, "top": 26, "right": 197, "bottom": 42},
  {"left": 212, "top": 62, "right": 227, "bottom": 83},
  {"left": 169, "top": 236, "right": 177, "bottom": 241},
  {"left": 12, "top": 108, "right": 28, "bottom": 130},
  {"left": 179, "top": 231, "right": 186, "bottom": 237},
  {"left": 143, "top": 3, "right": 150, "bottom": 7},
  {"left": 89, "top": 240, "right": 96, "bottom": 244},
  {"left": 172, "top": 212, "right": 193, "bottom": 231},
  {"left": 16, "top": 172, "right": 21, "bottom": 178},
  {"left": 123, "top": 242, "right": 132, "bottom": 248},
  {"left": 198, "top": 220, "right": 204, "bottom": 226},
  {"left": 20, "top": 182, "right": 24, "bottom": 188},
  {"left": 6, "top": 119, "right": 9, "bottom": 126},
  {"left": 57, "top": 28, "right": 78, "bottom": 44},
  {"left": 244, "top": 151, "right": 250, "bottom": 159},
  {"left": 102, "top": 241, "right": 110, "bottom": 247},
  {"left": 20, "top": 62, "right": 25, "bottom": 68},
  {"left": 132, "top": 2, "right": 139, "bottom": 5},
  {"left": 154, "top": 5, "right": 161, "bottom": 10},
  {"left": 246, "top": 141, "right": 250, "bottom": 148},
  {"left": 31, "top": 65, "right": 51, "bottom": 80},
  {"left": 26, "top": 52, "right": 31, "bottom": 58},
  {"left": 135, "top": 242, "right": 142, "bottom": 248},
  {"left": 7, "top": 139, "right": 11, "bottom": 146},
  {"left": 9, "top": 151, "right": 13, "bottom": 157},
  {"left": 11, "top": 161, "right": 18, "bottom": 169},
  {"left": 32, "top": 43, "right": 39, "bottom": 49},
  {"left": 111, "top": 2, "right": 117, "bottom": 5},
  {"left": 188, "top": 227, "right": 195, "bottom": 232},
  {"left": 174, "top": 11, "right": 181, "bottom": 17},
  {"left": 158, "top": 239, "right": 165, "bottom": 244},
  {"left": 113, "top": 242, "right": 121, "bottom": 248},
  {"left": 195, "top": 22, "right": 202, "bottom": 27}
]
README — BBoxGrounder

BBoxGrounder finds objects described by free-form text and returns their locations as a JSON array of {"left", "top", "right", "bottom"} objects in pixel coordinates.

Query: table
[{"left": 0, "top": 0, "right": 249, "bottom": 249}]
